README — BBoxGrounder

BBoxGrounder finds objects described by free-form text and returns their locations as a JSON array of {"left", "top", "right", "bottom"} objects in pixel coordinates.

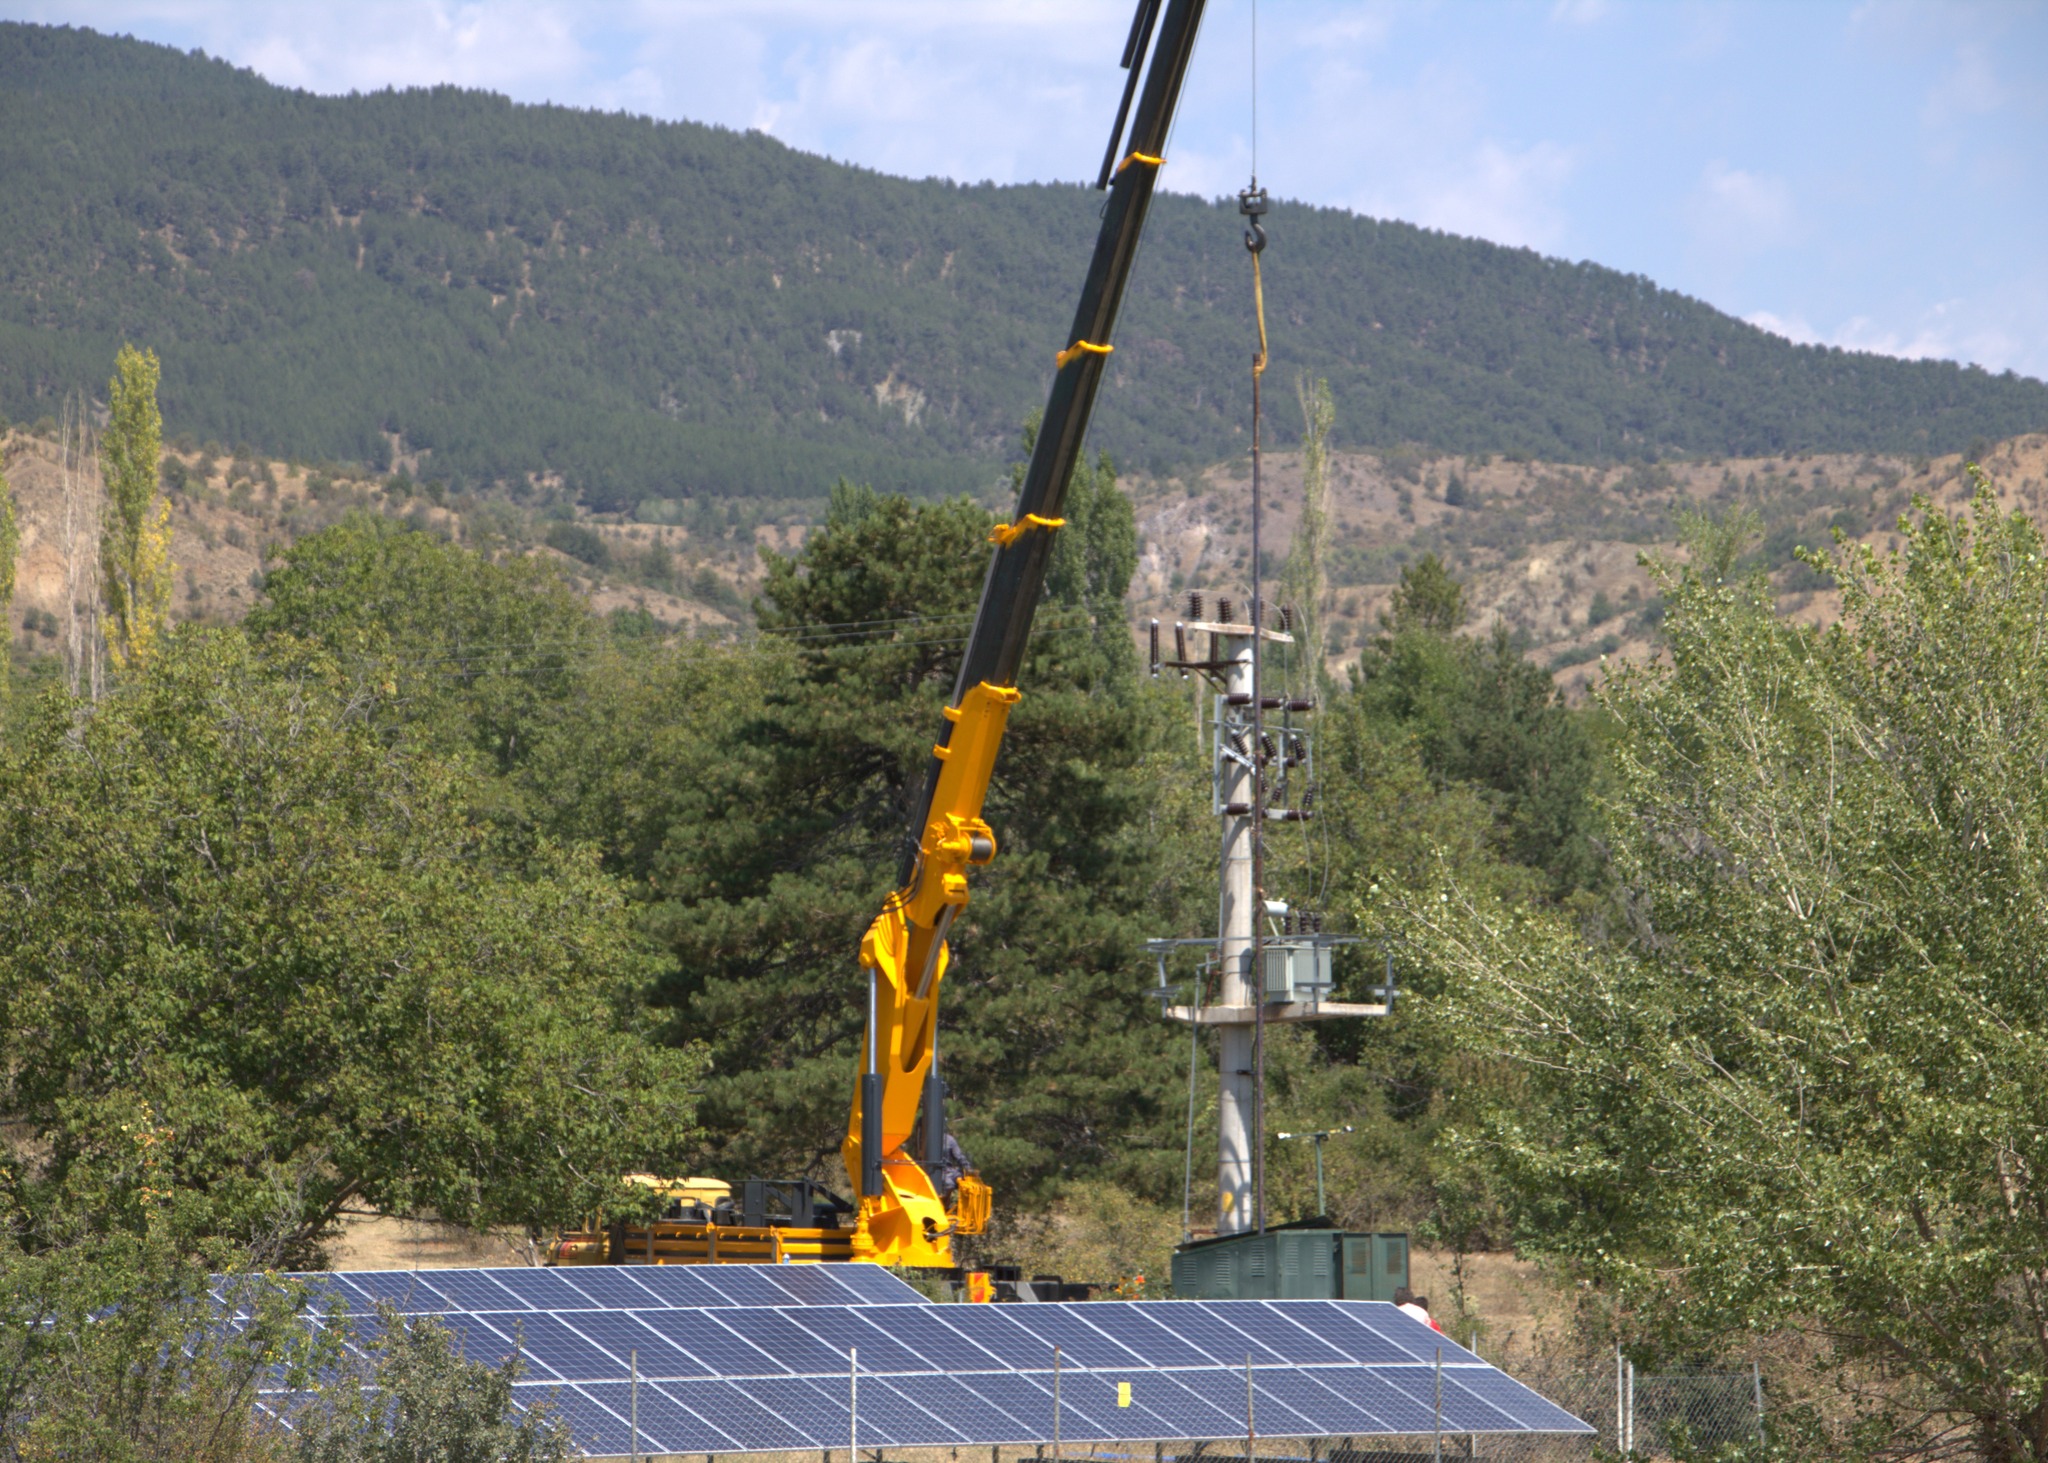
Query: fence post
[
  {"left": 1753, "top": 1359, "right": 1765, "bottom": 1436},
  {"left": 1625, "top": 1357, "right": 1635, "bottom": 1455},
  {"left": 630, "top": 1348, "right": 640, "bottom": 1463},
  {"left": 1615, "top": 1347, "right": 1624, "bottom": 1453},
  {"left": 1432, "top": 1345, "right": 1443, "bottom": 1463},
  {"left": 850, "top": 1346, "right": 857, "bottom": 1463},
  {"left": 1054, "top": 1345, "right": 1062, "bottom": 1463},
  {"left": 1245, "top": 1352, "right": 1257, "bottom": 1463}
]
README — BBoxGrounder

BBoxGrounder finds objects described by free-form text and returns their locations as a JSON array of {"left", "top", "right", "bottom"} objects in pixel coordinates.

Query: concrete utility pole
[
  {"left": 1215, "top": 622, "right": 1258, "bottom": 1232},
  {"left": 1159, "top": 611, "right": 1386, "bottom": 1238}
]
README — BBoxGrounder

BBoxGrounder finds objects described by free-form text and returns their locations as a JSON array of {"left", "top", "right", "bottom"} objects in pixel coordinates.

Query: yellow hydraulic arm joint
[{"left": 844, "top": 682, "right": 1017, "bottom": 1267}]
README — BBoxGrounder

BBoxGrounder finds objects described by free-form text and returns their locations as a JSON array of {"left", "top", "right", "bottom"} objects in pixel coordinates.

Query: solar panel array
[
  {"left": 251, "top": 1267, "right": 1591, "bottom": 1458},
  {"left": 233, "top": 1261, "right": 923, "bottom": 1317}
]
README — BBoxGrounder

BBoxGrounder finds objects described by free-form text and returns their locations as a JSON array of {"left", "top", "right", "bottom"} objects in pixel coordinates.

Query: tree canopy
[
  {"left": 1413, "top": 482, "right": 2048, "bottom": 1457},
  {"left": 0, "top": 628, "right": 702, "bottom": 1261}
]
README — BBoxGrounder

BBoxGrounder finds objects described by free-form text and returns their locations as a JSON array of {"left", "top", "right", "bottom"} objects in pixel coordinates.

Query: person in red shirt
[{"left": 1394, "top": 1286, "right": 1445, "bottom": 1332}]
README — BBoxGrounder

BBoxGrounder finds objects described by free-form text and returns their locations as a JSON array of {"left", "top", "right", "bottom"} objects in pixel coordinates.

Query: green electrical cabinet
[
  {"left": 1340, "top": 1231, "right": 1409, "bottom": 1302},
  {"left": 1171, "top": 1223, "right": 1409, "bottom": 1301}
]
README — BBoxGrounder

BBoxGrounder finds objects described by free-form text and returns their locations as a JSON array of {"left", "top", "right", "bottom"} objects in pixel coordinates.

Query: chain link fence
[{"left": 1446, "top": 1357, "right": 1764, "bottom": 1461}]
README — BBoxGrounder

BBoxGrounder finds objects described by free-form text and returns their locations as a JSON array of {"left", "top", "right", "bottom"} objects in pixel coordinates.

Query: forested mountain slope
[{"left": 5, "top": 21, "right": 2045, "bottom": 510}]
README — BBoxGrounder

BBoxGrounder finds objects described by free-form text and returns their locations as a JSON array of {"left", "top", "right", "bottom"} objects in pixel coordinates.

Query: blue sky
[{"left": 19, "top": 1, "right": 2048, "bottom": 379}]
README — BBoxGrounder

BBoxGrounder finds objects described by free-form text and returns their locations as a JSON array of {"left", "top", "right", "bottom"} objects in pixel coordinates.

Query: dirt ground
[
  {"left": 324, "top": 1211, "right": 538, "bottom": 1271},
  {"left": 1410, "top": 1249, "right": 1581, "bottom": 1365}
]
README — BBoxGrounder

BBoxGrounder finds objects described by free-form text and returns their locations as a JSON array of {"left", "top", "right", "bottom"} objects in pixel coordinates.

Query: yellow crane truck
[{"left": 552, "top": 0, "right": 1208, "bottom": 1273}]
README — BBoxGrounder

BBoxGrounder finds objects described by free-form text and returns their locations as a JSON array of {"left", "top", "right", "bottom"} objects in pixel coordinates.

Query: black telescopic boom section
[
  {"left": 896, "top": 0, "right": 1207, "bottom": 884},
  {"left": 1096, "top": 0, "right": 1163, "bottom": 191}
]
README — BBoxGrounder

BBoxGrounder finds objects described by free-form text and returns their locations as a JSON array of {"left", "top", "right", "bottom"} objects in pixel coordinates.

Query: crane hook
[{"left": 1239, "top": 181, "right": 1269, "bottom": 255}]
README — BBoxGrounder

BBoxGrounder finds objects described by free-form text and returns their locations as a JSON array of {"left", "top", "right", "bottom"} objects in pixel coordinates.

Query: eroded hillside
[
  {"left": 7, "top": 426, "right": 2046, "bottom": 701},
  {"left": 1131, "top": 433, "right": 2048, "bottom": 694}
]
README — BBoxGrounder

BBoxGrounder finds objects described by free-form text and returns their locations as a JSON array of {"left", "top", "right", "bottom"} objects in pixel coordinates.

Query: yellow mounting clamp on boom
[
  {"left": 1054, "top": 339, "right": 1114, "bottom": 371},
  {"left": 987, "top": 513, "right": 1065, "bottom": 548},
  {"left": 844, "top": 682, "right": 1019, "bottom": 1267}
]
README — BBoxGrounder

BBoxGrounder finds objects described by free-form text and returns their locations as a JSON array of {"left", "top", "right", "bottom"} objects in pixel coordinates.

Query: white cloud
[
  {"left": 1742, "top": 309, "right": 1821, "bottom": 346},
  {"left": 1406, "top": 140, "right": 1578, "bottom": 250},
  {"left": 1685, "top": 160, "right": 1797, "bottom": 257},
  {"left": 1549, "top": 0, "right": 1610, "bottom": 24},
  {"left": 1746, "top": 296, "right": 2046, "bottom": 379},
  {"left": 1922, "top": 42, "right": 2004, "bottom": 126},
  {"left": 57, "top": 1, "right": 597, "bottom": 97}
]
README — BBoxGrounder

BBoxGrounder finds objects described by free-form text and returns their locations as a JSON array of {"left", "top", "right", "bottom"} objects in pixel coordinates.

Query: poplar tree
[
  {"left": 0, "top": 464, "right": 17, "bottom": 698},
  {"left": 99, "top": 343, "right": 173, "bottom": 669},
  {"left": 1283, "top": 376, "right": 1335, "bottom": 684}
]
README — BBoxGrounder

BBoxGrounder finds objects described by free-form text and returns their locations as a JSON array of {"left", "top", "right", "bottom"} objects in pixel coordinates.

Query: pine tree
[{"left": 99, "top": 343, "right": 173, "bottom": 670}]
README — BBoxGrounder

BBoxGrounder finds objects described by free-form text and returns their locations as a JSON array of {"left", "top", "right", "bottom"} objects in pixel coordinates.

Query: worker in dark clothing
[{"left": 933, "top": 1131, "right": 971, "bottom": 1205}]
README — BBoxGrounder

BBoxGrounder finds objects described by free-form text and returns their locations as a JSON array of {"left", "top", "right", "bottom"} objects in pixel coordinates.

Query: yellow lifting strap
[
  {"left": 1055, "top": 339, "right": 1114, "bottom": 370},
  {"left": 1115, "top": 151, "right": 1165, "bottom": 176},
  {"left": 1251, "top": 252, "right": 1269, "bottom": 380},
  {"left": 988, "top": 513, "right": 1066, "bottom": 548}
]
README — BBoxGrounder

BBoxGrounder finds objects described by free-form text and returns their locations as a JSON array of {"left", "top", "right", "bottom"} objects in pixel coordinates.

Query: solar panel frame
[
  {"left": 577, "top": 1379, "right": 739, "bottom": 1454},
  {"left": 1021, "top": 1373, "right": 1125, "bottom": 1439},
  {"left": 423, "top": 1271, "right": 529, "bottom": 1313},
  {"left": 1443, "top": 1365, "right": 1594, "bottom": 1432},
  {"left": 248, "top": 1264, "right": 1597, "bottom": 1451},
  {"left": 618, "top": 1308, "right": 745, "bottom": 1378},
  {"left": 549, "top": 1268, "right": 666, "bottom": 1310},
  {"left": 437, "top": 1313, "right": 538, "bottom": 1374},
  {"left": 652, "top": 1379, "right": 818, "bottom": 1451},
  {"left": 548, "top": 1310, "right": 700, "bottom": 1381},
  {"left": 1058, "top": 1371, "right": 1224, "bottom": 1440},
  {"left": 1116, "top": 1300, "right": 1293, "bottom": 1366},
  {"left": 1356, "top": 1303, "right": 1484, "bottom": 1363},
  {"left": 705, "top": 1306, "right": 858, "bottom": 1376},
  {"left": 997, "top": 1307, "right": 1148, "bottom": 1369},
  {"left": 948, "top": 1371, "right": 1058, "bottom": 1437},
  {"left": 1311, "top": 1365, "right": 1462, "bottom": 1434},
  {"left": 482, "top": 1268, "right": 600, "bottom": 1311},
  {"left": 1250, "top": 1367, "right": 1390, "bottom": 1435},
  {"left": 696, "top": 1267, "right": 811, "bottom": 1308},
  {"left": 848, "top": 1375, "right": 976, "bottom": 1446},
  {"left": 931, "top": 1304, "right": 1070, "bottom": 1369},
  {"left": 876, "top": 1304, "right": 1020, "bottom": 1370},
  {"left": 336, "top": 1270, "right": 449, "bottom": 1314},
  {"left": 1118, "top": 1371, "right": 1255, "bottom": 1437},
  {"left": 1373, "top": 1365, "right": 1525, "bottom": 1432},
  {"left": 617, "top": 1266, "right": 737, "bottom": 1309},
  {"left": 482, "top": 1312, "right": 623, "bottom": 1383},
  {"left": 759, "top": 1264, "right": 866, "bottom": 1307},
  {"left": 1201, "top": 1301, "right": 1355, "bottom": 1365},
  {"left": 1269, "top": 1300, "right": 1435, "bottom": 1364},
  {"left": 1063, "top": 1304, "right": 1220, "bottom": 1368},
  {"left": 517, "top": 1383, "right": 636, "bottom": 1456},
  {"left": 719, "top": 1376, "right": 847, "bottom": 1448},
  {"left": 828, "top": 1265, "right": 929, "bottom": 1305},
  {"left": 884, "top": 1372, "right": 1046, "bottom": 1440},
  {"left": 793, "top": 1306, "right": 932, "bottom": 1374}
]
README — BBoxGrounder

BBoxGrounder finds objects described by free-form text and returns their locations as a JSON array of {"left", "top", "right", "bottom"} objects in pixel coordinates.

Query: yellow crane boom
[{"left": 844, "top": 0, "right": 1210, "bottom": 1268}]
